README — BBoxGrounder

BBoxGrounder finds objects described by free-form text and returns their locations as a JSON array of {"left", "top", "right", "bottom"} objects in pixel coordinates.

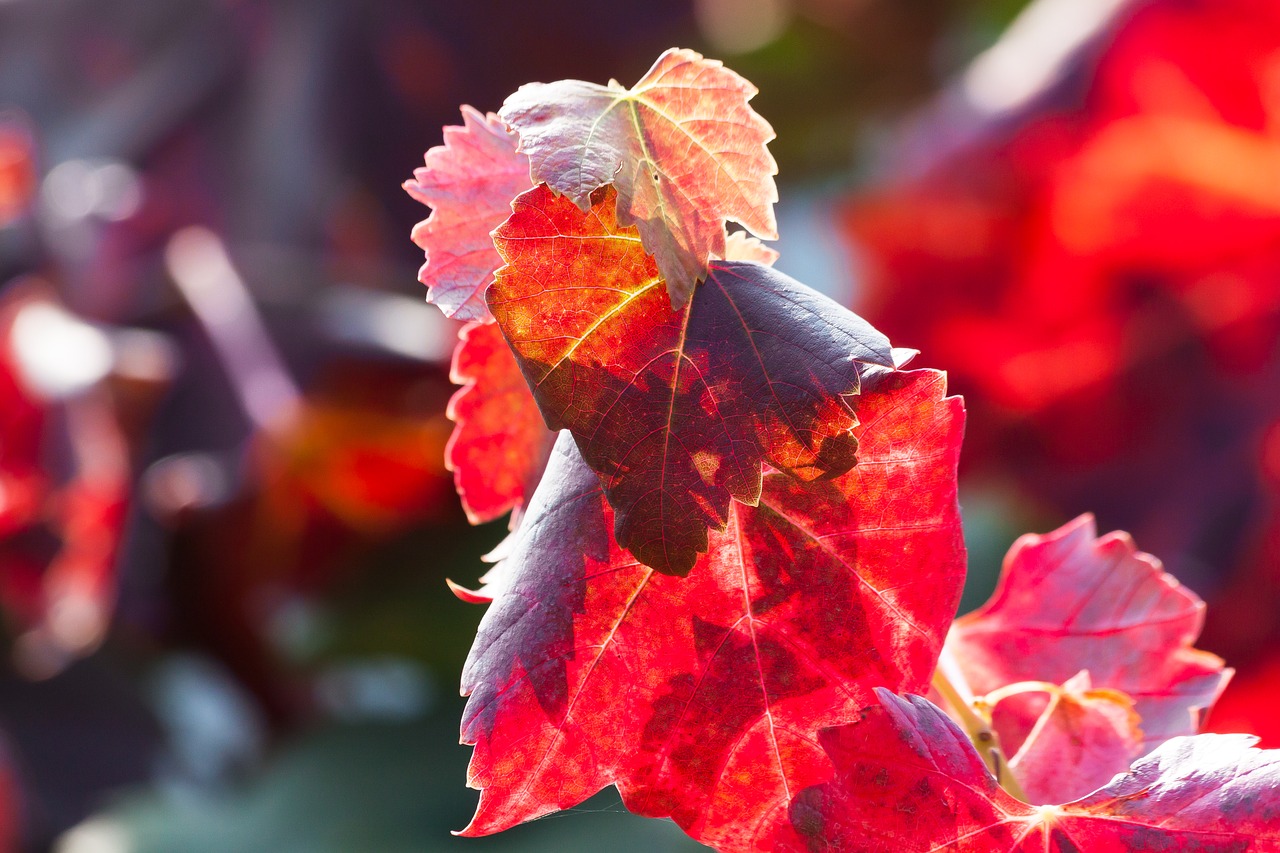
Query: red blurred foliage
[
  {"left": 0, "top": 285, "right": 131, "bottom": 677},
  {"left": 846, "top": 0, "right": 1280, "bottom": 695},
  {"left": 0, "top": 118, "right": 35, "bottom": 229},
  {"left": 0, "top": 743, "right": 17, "bottom": 853},
  {"left": 851, "top": 0, "right": 1280, "bottom": 428},
  {"left": 249, "top": 375, "right": 455, "bottom": 545}
]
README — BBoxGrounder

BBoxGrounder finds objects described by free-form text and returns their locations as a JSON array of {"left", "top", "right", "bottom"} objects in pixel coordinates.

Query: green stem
[{"left": 931, "top": 653, "right": 1029, "bottom": 803}]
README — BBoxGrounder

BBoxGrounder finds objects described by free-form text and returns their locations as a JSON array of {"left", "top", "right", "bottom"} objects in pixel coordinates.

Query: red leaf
[
  {"left": 770, "top": 690, "right": 1280, "bottom": 852},
  {"left": 488, "top": 184, "right": 893, "bottom": 575},
  {"left": 949, "top": 514, "right": 1229, "bottom": 752},
  {"left": 404, "top": 106, "right": 531, "bottom": 321},
  {"left": 500, "top": 48, "right": 778, "bottom": 306},
  {"left": 445, "top": 319, "right": 556, "bottom": 525},
  {"left": 457, "top": 368, "right": 965, "bottom": 850}
]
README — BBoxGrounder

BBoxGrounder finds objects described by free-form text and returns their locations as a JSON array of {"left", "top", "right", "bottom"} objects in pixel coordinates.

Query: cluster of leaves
[{"left": 408, "top": 49, "right": 1274, "bottom": 850}]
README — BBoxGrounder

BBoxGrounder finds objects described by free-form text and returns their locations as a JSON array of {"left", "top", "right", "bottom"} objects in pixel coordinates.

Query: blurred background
[{"left": 0, "top": 0, "right": 1276, "bottom": 849}]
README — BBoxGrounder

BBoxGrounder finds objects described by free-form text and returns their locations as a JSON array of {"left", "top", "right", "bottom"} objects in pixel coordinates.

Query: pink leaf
[
  {"left": 1001, "top": 671, "right": 1145, "bottom": 805},
  {"left": 404, "top": 106, "right": 531, "bottom": 321},
  {"left": 719, "top": 231, "right": 779, "bottom": 265},
  {"left": 949, "top": 514, "right": 1230, "bottom": 752}
]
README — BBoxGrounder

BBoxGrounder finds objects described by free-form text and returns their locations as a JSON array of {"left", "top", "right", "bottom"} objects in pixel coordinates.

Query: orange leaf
[
  {"left": 489, "top": 185, "right": 892, "bottom": 574},
  {"left": 500, "top": 48, "right": 777, "bottom": 307}
]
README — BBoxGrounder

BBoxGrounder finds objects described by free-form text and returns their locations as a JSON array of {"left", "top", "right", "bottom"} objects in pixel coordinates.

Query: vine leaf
[
  {"left": 499, "top": 48, "right": 778, "bottom": 307},
  {"left": 404, "top": 106, "right": 531, "bottom": 321},
  {"left": 948, "top": 514, "right": 1230, "bottom": 753},
  {"left": 445, "top": 319, "right": 556, "bottom": 526},
  {"left": 488, "top": 184, "right": 893, "bottom": 575},
  {"left": 770, "top": 690, "right": 1280, "bottom": 852},
  {"left": 457, "top": 369, "right": 965, "bottom": 850}
]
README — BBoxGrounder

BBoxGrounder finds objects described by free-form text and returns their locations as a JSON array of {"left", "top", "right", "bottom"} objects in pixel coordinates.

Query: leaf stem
[{"left": 931, "top": 650, "right": 1029, "bottom": 803}]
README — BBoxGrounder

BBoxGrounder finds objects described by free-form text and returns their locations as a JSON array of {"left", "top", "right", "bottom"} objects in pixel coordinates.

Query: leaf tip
[{"left": 447, "top": 578, "right": 493, "bottom": 604}]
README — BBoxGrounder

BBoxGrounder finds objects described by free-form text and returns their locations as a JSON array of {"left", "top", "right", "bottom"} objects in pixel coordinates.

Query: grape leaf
[
  {"left": 457, "top": 369, "right": 965, "bottom": 850},
  {"left": 499, "top": 48, "right": 778, "bottom": 307},
  {"left": 403, "top": 106, "right": 531, "bottom": 321},
  {"left": 1000, "top": 671, "right": 1144, "bottom": 805},
  {"left": 948, "top": 514, "right": 1229, "bottom": 752},
  {"left": 444, "top": 229, "right": 768, "bottom": 530},
  {"left": 488, "top": 184, "right": 893, "bottom": 575},
  {"left": 445, "top": 319, "right": 556, "bottom": 525},
  {"left": 770, "top": 690, "right": 1280, "bottom": 852}
]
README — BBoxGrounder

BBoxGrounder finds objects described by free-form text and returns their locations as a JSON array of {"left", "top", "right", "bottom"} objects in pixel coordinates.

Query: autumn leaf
[
  {"left": 948, "top": 514, "right": 1230, "bottom": 753},
  {"left": 445, "top": 319, "right": 556, "bottom": 525},
  {"left": 488, "top": 184, "right": 893, "bottom": 575},
  {"left": 456, "top": 368, "right": 966, "bottom": 850},
  {"left": 770, "top": 690, "right": 1280, "bottom": 852},
  {"left": 403, "top": 106, "right": 531, "bottom": 321},
  {"left": 499, "top": 48, "right": 777, "bottom": 306}
]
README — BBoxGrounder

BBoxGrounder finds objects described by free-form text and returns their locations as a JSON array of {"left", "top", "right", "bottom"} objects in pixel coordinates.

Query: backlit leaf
[
  {"left": 500, "top": 48, "right": 778, "bottom": 306},
  {"left": 949, "top": 514, "right": 1229, "bottom": 752},
  {"left": 404, "top": 106, "right": 531, "bottom": 321},
  {"left": 770, "top": 690, "right": 1280, "bottom": 852},
  {"left": 457, "top": 369, "right": 965, "bottom": 850},
  {"left": 488, "top": 184, "right": 893, "bottom": 575},
  {"left": 445, "top": 319, "right": 556, "bottom": 525}
]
